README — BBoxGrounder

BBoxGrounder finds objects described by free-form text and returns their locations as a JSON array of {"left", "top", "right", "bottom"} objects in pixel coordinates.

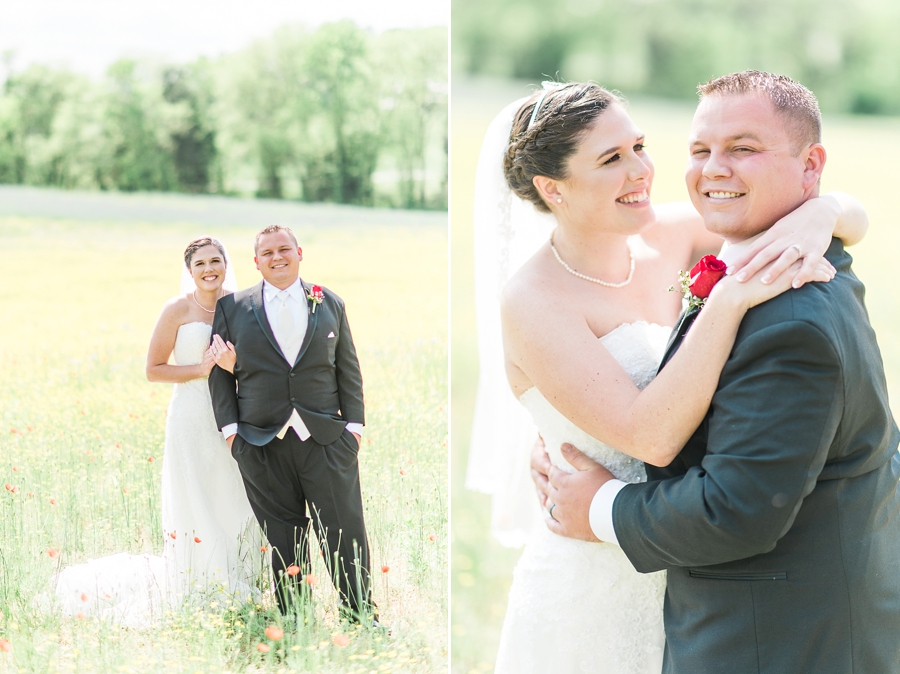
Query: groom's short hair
[
  {"left": 254, "top": 224, "right": 299, "bottom": 254},
  {"left": 698, "top": 70, "right": 821, "bottom": 154}
]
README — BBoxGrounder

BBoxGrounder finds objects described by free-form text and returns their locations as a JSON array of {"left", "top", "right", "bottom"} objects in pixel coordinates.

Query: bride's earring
[{"left": 556, "top": 198, "right": 562, "bottom": 203}]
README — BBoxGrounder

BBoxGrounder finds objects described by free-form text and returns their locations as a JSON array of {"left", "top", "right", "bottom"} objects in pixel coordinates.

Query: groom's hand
[
  {"left": 545, "top": 443, "right": 615, "bottom": 542},
  {"left": 530, "top": 434, "right": 552, "bottom": 508}
]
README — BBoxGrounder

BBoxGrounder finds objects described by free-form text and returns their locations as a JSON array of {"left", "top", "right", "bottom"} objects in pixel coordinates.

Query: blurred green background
[
  {"left": 0, "top": 22, "right": 447, "bottom": 209},
  {"left": 451, "top": 3, "right": 900, "bottom": 671}
]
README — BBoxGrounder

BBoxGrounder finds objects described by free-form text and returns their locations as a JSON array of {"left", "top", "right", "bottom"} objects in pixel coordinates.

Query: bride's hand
[
  {"left": 211, "top": 334, "right": 237, "bottom": 374},
  {"left": 713, "top": 257, "right": 835, "bottom": 311},
  {"left": 199, "top": 347, "right": 216, "bottom": 377},
  {"left": 726, "top": 196, "right": 843, "bottom": 288}
]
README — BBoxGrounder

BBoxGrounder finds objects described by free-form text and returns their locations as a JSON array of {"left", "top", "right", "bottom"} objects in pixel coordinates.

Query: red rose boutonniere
[
  {"left": 307, "top": 285, "right": 324, "bottom": 313},
  {"left": 669, "top": 255, "right": 727, "bottom": 311}
]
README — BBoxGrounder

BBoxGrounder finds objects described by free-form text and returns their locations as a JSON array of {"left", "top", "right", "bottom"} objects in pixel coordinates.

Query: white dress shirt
[
  {"left": 589, "top": 238, "right": 753, "bottom": 543},
  {"left": 221, "top": 278, "right": 362, "bottom": 443}
]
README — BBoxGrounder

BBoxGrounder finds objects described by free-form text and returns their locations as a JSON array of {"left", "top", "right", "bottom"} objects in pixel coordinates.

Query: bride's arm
[
  {"left": 146, "top": 300, "right": 213, "bottom": 383},
  {"left": 503, "top": 260, "right": 833, "bottom": 468}
]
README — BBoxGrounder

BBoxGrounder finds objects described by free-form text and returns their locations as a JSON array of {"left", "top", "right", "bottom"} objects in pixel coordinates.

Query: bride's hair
[
  {"left": 503, "top": 82, "right": 621, "bottom": 212},
  {"left": 184, "top": 237, "right": 227, "bottom": 269}
]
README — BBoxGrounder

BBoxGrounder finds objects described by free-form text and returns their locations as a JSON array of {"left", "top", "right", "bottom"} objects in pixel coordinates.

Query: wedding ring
[
  {"left": 789, "top": 244, "right": 802, "bottom": 257},
  {"left": 548, "top": 503, "right": 557, "bottom": 521}
]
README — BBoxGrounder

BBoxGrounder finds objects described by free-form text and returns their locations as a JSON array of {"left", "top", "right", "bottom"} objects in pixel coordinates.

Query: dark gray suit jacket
[
  {"left": 208, "top": 279, "right": 364, "bottom": 447},
  {"left": 614, "top": 239, "right": 900, "bottom": 673}
]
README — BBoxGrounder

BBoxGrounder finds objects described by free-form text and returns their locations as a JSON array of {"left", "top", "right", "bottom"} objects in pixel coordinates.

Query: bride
[
  {"left": 468, "top": 83, "right": 867, "bottom": 672},
  {"left": 54, "top": 237, "right": 260, "bottom": 625}
]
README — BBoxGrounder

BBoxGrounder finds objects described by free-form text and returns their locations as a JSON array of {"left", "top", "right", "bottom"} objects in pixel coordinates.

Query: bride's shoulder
[
  {"left": 158, "top": 294, "right": 193, "bottom": 321},
  {"left": 500, "top": 251, "right": 567, "bottom": 324}
]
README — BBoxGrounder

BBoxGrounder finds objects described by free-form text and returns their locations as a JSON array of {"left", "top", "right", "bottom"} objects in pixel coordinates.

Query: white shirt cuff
[
  {"left": 346, "top": 423, "right": 363, "bottom": 436},
  {"left": 222, "top": 423, "right": 238, "bottom": 440},
  {"left": 589, "top": 479, "right": 628, "bottom": 545}
]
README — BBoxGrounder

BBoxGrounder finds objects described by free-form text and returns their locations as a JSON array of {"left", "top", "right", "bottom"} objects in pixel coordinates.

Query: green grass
[
  {"left": 450, "top": 75, "right": 900, "bottom": 673},
  {"left": 0, "top": 208, "right": 448, "bottom": 673}
]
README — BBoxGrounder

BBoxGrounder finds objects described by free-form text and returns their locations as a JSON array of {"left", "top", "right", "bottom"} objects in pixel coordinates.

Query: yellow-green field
[
  {"left": 451, "top": 76, "right": 900, "bottom": 673},
  {"left": 0, "top": 206, "right": 448, "bottom": 673}
]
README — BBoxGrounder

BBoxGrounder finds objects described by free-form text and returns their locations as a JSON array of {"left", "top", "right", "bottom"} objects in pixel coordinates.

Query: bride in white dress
[
  {"left": 468, "top": 83, "right": 868, "bottom": 673},
  {"left": 54, "top": 237, "right": 260, "bottom": 626}
]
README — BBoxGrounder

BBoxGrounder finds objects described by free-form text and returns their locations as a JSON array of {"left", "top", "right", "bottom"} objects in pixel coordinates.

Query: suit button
[
  {"left": 290, "top": 396, "right": 296, "bottom": 402},
  {"left": 290, "top": 373, "right": 295, "bottom": 378}
]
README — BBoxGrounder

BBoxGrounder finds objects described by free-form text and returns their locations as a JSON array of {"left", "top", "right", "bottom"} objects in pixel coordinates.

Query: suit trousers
[{"left": 231, "top": 428, "right": 373, "bottom": 617}]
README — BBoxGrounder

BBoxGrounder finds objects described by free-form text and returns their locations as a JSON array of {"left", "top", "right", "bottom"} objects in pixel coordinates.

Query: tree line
[
  {"left": 0, "top": 22, "right": 447, "bottom": 209},
  {"left": 453, "top": 0, "right": 900, "bottom": 116}
]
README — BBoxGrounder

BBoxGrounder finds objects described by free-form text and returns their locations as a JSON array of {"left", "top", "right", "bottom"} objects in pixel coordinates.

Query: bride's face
[
  {"left": 555, "top": 103, "right": 655, "bottom": 234},
  {"left": 189, "top": 245, "right": 227, "bottom": 293}
]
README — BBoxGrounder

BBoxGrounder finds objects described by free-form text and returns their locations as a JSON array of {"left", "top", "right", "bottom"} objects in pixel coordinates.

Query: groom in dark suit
[
  {"left": 543, "top": 71, "right": 900, "bottom": 672},
  {"left": 208, "top": 224, "right": 374, "bottom": 620}
]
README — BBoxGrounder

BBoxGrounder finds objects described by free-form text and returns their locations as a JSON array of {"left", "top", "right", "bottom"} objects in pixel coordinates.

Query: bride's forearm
[
  {"left": 146, "top": 363, "right": 206, "bottom": 384},
  {"left": 613, "top": 290, "right": 747, "bottom": 466},
  {"left": 825, "top": 192, "right": 868, "bottom": 246}
]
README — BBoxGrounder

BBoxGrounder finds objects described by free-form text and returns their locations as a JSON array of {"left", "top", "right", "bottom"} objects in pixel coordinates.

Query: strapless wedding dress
[
  {"left": 494, "top": 322, "right": 671, "bottom": 674},
  {"left": 53, "top": 322, "right": 260, "bottom": 626}
]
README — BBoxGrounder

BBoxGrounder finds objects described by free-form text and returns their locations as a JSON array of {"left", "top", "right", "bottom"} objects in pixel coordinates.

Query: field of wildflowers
[{"left": 0, "top": 207, "right": 447, "bottom": 673}]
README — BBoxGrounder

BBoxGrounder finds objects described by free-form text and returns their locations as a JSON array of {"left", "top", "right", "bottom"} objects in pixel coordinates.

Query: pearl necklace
[
  {"left": 191, "top": 290, "right": 219, "bottom": 313},
  {"left": 549, "top": 232, "right": 635, "bottom": 288}
]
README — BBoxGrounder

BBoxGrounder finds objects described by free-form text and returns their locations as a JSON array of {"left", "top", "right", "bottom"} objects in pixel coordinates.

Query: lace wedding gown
[
  {"left": 54, "top": 322, "right": 260, "bottom": 626},
  {"left": 494, "top": 322, "right": 670, "bottom": 674}
]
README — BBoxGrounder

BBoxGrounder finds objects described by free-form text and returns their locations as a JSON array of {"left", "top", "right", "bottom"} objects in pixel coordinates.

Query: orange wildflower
[
  {"left": 115, "top": 443, "right": 121, "bottom": 449},
  {"left": 304, "top": 574, "right": 317, "bottom": 586},
  {"left": 260, "top": 545, "right": 268, "bottom": 552},
  {"left": 147, "top": 456, "right": 155, "bottom": 463},
  {"left": 194, "top": 536, "right": 201, "bottom": 543},
  {"left": 76, "top": 613, "right": 85, "bottom": 620},
  {"left": 381, "top": 565, "right": 390, "bottom": 573},
  {"left": 49, "top": 499, "right": 57, "bottom": 506},
  {"left": 3, "top": 484, "right": 10, "bottom": 491},
  {"left": 0, "top": 637, "right": 11, "bottom": 653},
  {"left": 169, "top": 532, "right": 176, "bottom": 540},
  {"left": 429, "top": 534, "right": 437, "bottom": 542},
  {"left": 285, "top": 564, "right": 301, "bottom": 577},
  {"left": 11, "top": 467, "right": 18, "bottom": 472},
  {"left": 47, "top": 548, "right": 59, "bottom": 559},
  {"left": 332, "top": 634, "right": 350, "bottom": 647},
  {"left": 80, "top": 593, "right": 88, "bottom": 602},
  {"left": 9, "top": 486, "right": 18, "bottom": 495},
  {"left": 256, "top": 643, "right": 270, "bottom": 653},
  {"left": 265, "top": 626, "right": 284, "bottom": 641},
  {"left": 399, "top": 469, "right": 406, "bottom": 476}
]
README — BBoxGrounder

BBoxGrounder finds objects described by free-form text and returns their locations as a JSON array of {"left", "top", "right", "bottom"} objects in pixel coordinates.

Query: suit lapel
[
  {"left": 658, "top": 306, "right": 701, "bottom": 373},
  {"left": 293, "top": 280, "right": 318, "bottom": 367},
  {"left": 249, "top": 281, "right": 283, "bottom": 357}
]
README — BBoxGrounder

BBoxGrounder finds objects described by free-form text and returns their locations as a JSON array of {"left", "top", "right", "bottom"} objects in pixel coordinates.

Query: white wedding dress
[
  {"left": 494, "top": 322, "right": 670, "bottom": 674},
  {"left": 54, "top": 322, "right": 260, "bottom": 626}
]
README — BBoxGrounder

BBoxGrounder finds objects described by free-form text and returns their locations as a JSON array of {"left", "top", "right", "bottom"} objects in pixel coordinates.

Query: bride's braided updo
[
  {"left": 184, "top": 236, "right": 227, "bottom": 269},
  {"left": 503, "top": 83, "right": 621, "bottom": 212}
]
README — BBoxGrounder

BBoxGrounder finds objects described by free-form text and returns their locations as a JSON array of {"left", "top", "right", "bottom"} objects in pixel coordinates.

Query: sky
[{"left": 1, "top": 0, "right": 448, "bottom": 77}]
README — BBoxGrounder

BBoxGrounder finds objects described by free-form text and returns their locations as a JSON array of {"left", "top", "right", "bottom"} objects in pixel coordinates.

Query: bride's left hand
[
  {"left": 726, "top": 196, "right": 842, "bottom": 288},
  {"left": 211, "top": 334, "right": 237, "bottom": 373},
  {"left": 544, "top": 444, "right": 614, "bottom": 542}
]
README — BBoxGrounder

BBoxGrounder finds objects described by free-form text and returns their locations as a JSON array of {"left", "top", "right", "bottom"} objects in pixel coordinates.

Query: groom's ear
[
  {"left": 254, "top": 255, "right": 260, "bottom": 270},
  {"left": 533, "top": 175, "right": 562, "bottom": 209},
  {"left": 297, "top": 247, "right": 303, "bottom": 261},
  {"left": 801, "top": 143, "right": 826, "bottom": 190}
]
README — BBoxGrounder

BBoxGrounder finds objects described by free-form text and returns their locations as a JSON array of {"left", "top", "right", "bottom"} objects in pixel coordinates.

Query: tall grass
[
  {"left": 0, "top": 208, "right": 447, "bottom": 673},
  {"left": 450, "top": 76, "right": 900, "bottom": 672}
]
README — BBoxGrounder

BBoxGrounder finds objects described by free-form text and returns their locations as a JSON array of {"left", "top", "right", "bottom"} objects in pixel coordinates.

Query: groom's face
[
  {"left": 255, "top": 231, "right": 303, "bottom": 289},
  {"left": 685, "top": 92, "right": 821, "bottom": 243}
]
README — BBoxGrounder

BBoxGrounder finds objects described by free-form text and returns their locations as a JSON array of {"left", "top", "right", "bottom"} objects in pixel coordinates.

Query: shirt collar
[{"left": 263, "top": 278, "right": 305, "bottom": 302}]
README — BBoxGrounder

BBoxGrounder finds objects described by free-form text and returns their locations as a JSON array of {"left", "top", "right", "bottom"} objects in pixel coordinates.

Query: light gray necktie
[{"left": 276, "top": 290, "right": 301, "bottom": 362}]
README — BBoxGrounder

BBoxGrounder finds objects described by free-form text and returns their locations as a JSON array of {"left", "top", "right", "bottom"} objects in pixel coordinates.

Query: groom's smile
[
  {"left": 255, "top": 230, "right": 303, "bottom": 290},
  {"left": 685, "top": 91, "right": 824, "bottom": 243}
]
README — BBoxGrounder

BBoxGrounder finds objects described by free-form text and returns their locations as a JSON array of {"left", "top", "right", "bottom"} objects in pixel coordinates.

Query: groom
[
  {"left": 539, "top": 71, "right": 900, "bottom": 672},
  {"left": 208, "top": 224, "right": 374, "bottom": 620}
]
